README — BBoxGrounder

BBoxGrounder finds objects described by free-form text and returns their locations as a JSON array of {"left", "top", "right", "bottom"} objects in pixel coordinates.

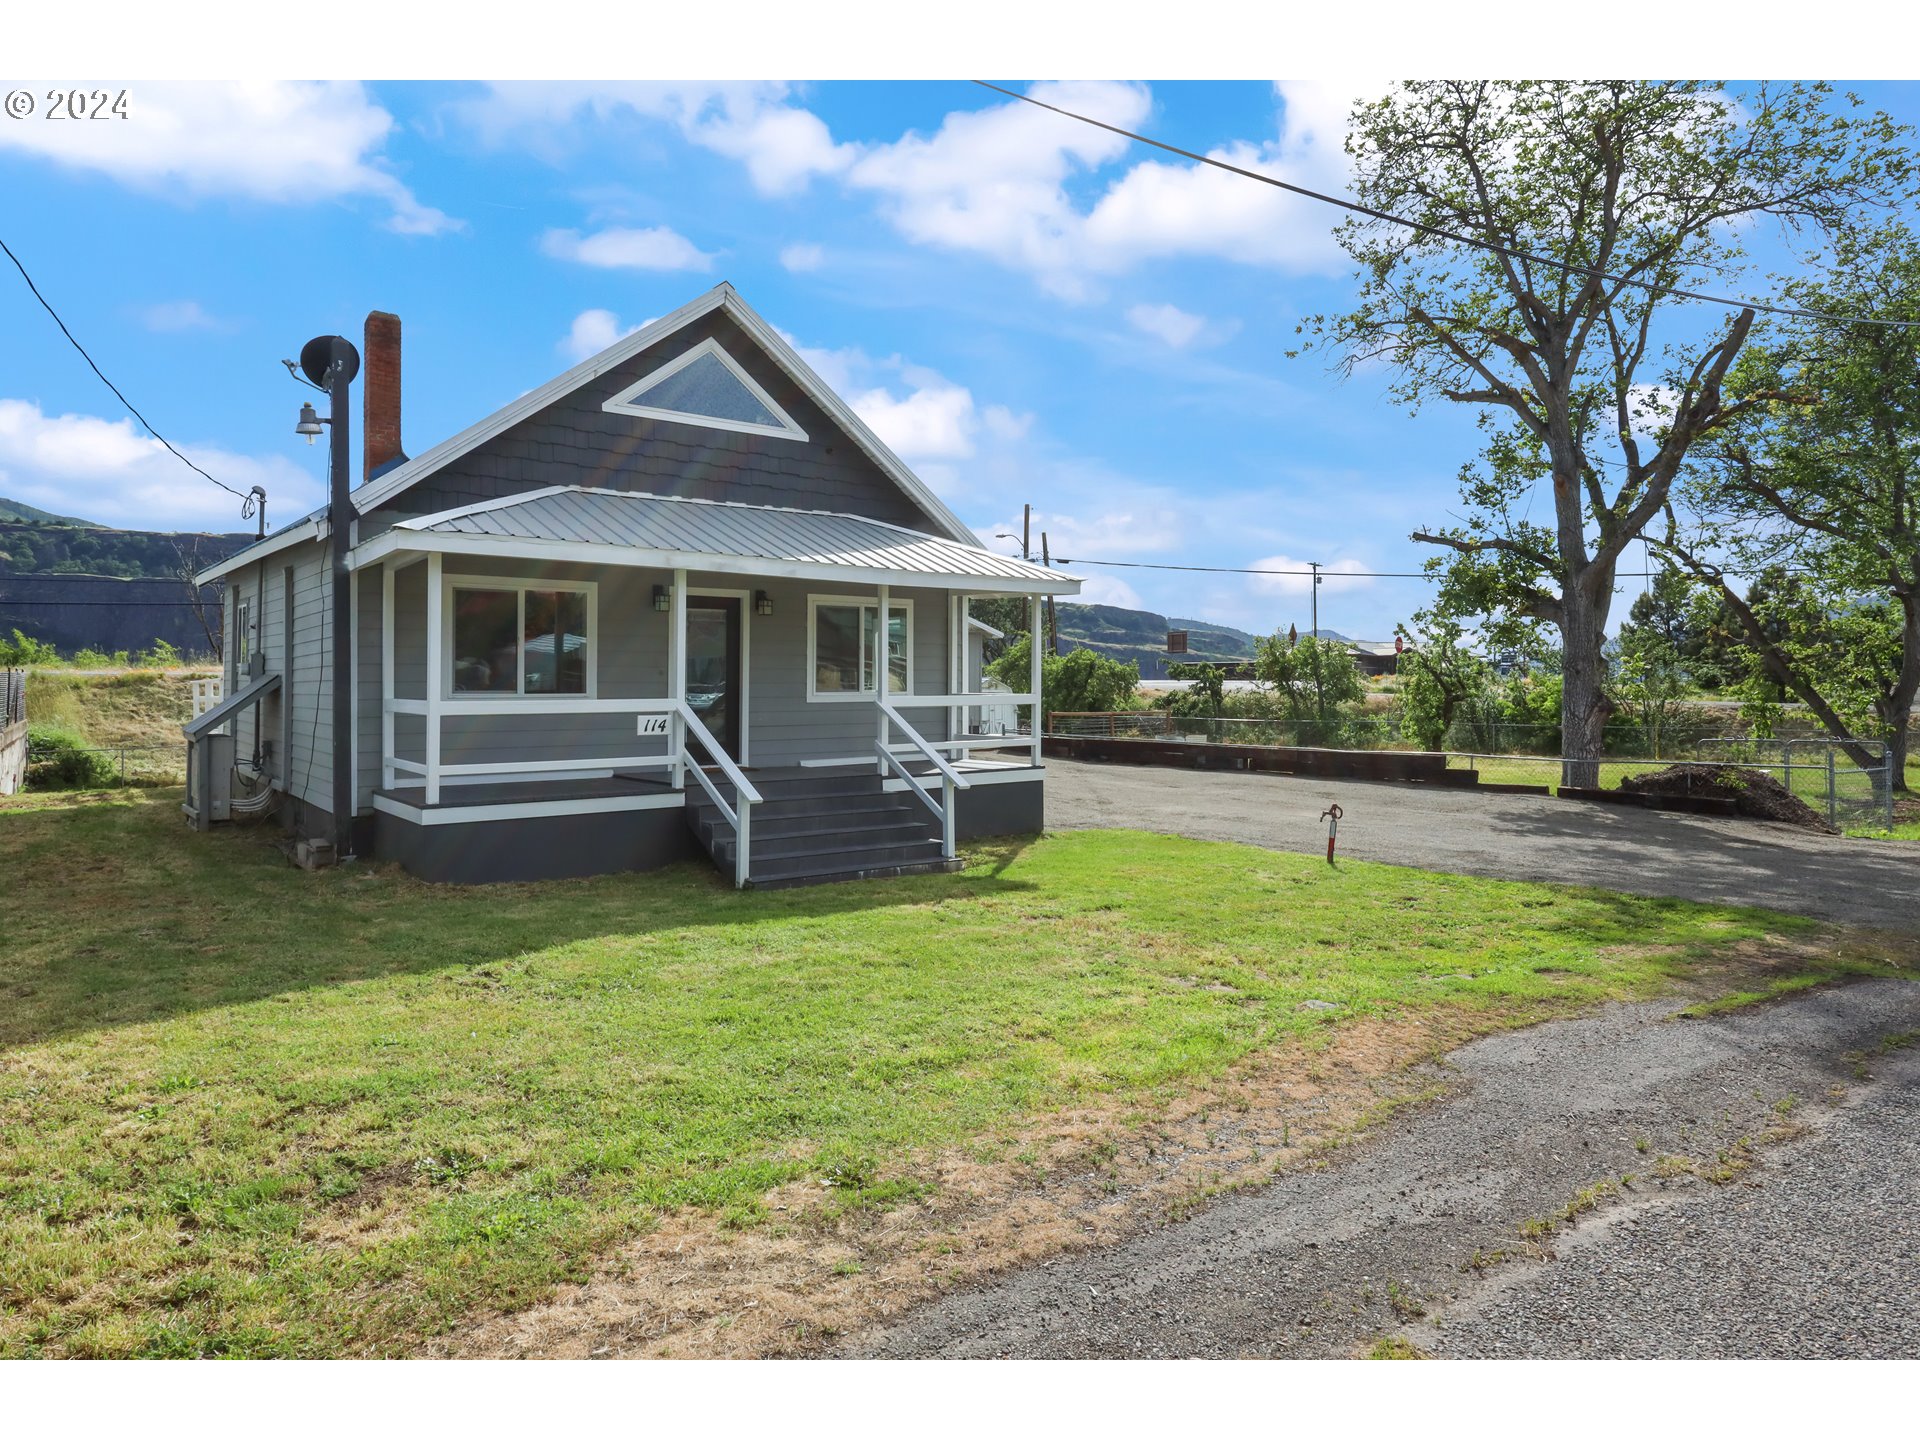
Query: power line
[
  {"left": 0, "top": 234, "right": 258, "bottom": 514},
  {"left": 971, "top": 81, "right": 1920, "bottom": 332},
  {"left": 1052, "top": 555, "right": 1809, "bottom": 580}
]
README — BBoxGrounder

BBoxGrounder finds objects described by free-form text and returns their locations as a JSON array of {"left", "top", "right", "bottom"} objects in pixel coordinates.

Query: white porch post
[
  {"left": 876, "top": 582, "right": 891, "bottom": 773},
  {"left": 424, "top": 552, "right": 443, "bottom": 804},
  {"left": 1029, "top": 591, "right": 1043, "bottom": 767},
  {"left": 380, "top": 561, "right": 395, "bottom": 790},
  {"left": 959, "top": 594, "right": 972, "bottom": 738},
  {"left": 669, "top": 567, "right": 687, "bottom": 790}
]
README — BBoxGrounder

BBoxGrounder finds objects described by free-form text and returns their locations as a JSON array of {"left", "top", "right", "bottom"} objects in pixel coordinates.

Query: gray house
[{"left": 189, "top": 284, "right": 1076, "bottom": 886}]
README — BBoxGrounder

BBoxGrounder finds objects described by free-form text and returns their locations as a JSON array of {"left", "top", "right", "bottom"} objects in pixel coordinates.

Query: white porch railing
[{"left": 380, "top": 693, "right": 762, "bottom": 888}]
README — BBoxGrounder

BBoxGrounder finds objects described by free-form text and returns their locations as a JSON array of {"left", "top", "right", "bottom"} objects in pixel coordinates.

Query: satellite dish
[{"left": 299, "top": 335, "right": 360, "bottom": 389}]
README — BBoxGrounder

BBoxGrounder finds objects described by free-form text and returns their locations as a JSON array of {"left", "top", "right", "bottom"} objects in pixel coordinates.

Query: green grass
[{"left": 0, "top": 788, "right": 1887, "bottom": 1358}]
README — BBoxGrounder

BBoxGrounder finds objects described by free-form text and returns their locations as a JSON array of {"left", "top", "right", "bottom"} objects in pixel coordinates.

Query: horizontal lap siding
[
  {"left": 746, "top": 579, "right": 952, "bottom": 767},
  {"left": 376, "top": 563, "right": 957, "bottom": 774},
  {"left": 283, "top": 543, "right": 332, "bottom": 813},
  {"left": 381, "top": 559, "right": 673, "bottom": 777}
]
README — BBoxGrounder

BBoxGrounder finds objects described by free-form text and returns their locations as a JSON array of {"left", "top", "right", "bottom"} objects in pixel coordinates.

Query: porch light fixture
[
  {"left": 754, "top": 590, "right": 773, "bottom": 617},
  {"left": 652, "top": 584, "right": 671, "bottom": 612},
  {"left": 294, "top": 402, "right": 326, "bottom": 445}
]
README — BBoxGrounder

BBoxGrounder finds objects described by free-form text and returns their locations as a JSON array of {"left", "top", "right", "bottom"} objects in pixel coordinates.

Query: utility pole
[
  {"left": 1309, "top": 561, "right": 1322, "bottom": 642},
  {"left": 1041, "top": 530, "right": 1058, "bottom": 656},
  {"left": 1022, "top": 503, "right": 1032, "bottom": 564}
]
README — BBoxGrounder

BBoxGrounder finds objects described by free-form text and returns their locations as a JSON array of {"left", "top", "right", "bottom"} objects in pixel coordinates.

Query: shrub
[
  {"left": 989, "top": 637, "right": 1143, "bottom": 724},
  {"left": 24, "top": 724, "right": 116, "bottom": 790},
  {"left": 1, "top": 628, "right": 59, "bottom": 667}
]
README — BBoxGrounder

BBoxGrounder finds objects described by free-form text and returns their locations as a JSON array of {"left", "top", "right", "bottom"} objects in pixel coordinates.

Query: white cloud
[
  {"left": 1125, "top": 302, "right": 1209, "bottom": 349},
  {"left": 463, "top": 79, "right": 1386, "bottom": 297},
  {"left": 1246, "top": 554, "right": 1373, "bottom": 598},
  {"left": 844, "top": 81, "right": 1150, "bottom": 301},
  {"left": 784, "top": 336, "right": 998, "bottom": 464},
  {"left": 540, "top": 225, "right": 713, "bottom": 272},
  {"left": 842, "top": 80, "right": 1380, "bottom": 297},
  {"left": 0, "top": 397, "right": 322, "bottom": 532},
  {"left": 136, "top": 300, "right": 227, "bottom": 334},
  {"left": 460, "top": 83, "right": 856, "bottom": 197},
  {"left": 0, "top": 81, "right": 455, "bottom": 235},
  {"left": 850, "top": 380, "right": 977, "bottom": 461},
  {"left": 1076, "top": 573, "right": 1145, "bottom": 609},
  {"left": 558, "top": 308, "right": 647, "bottom": 363},
  {"left": 981, "top": 405, "right": 1033, "bottom": 441},
  {"left": 779, "top": 242, "right": 825, "bottom": 272}
]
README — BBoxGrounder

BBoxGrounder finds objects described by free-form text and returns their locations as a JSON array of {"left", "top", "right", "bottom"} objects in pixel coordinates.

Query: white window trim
[
  {"left": 601, "top": 336, "right": 810, "bottom": 443},
  {"left": 441, "top": 573, "right": 599, "bottom": 702},
  {"left": 806, "top": 593, "right": 913, "bottom": 703}
]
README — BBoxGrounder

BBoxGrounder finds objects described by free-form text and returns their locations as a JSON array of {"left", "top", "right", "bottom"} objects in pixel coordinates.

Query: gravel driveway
[
  {"left": 1043, "top": 757, "right": 1920, "bottom": 931},
  {"left": 843, "top": 980, "right": 1920, "bottom": 1359}
]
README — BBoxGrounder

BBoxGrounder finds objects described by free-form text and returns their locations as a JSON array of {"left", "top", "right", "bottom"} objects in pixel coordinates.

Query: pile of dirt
[{"left": 1620, "top": 763, "right": 1836, "bottom": 833}]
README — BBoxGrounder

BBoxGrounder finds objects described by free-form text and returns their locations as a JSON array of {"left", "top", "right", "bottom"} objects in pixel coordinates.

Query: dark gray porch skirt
[{"left": 372, "top": 773, "right": 1045, "bottom": 885}]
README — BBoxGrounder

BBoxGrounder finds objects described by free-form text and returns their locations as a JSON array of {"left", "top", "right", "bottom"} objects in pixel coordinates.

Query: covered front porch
[{"left": 349, "top": 486, "right": 1069, "bottom": 886}]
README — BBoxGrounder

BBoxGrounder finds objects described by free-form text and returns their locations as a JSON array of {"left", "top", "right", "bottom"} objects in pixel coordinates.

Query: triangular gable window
[{"left": 602, "top": 337, "right": 809, "bottom": 441}]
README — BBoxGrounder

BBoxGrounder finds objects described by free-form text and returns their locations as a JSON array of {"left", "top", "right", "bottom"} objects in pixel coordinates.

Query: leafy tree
[
  {"left": 1252, "top": 631, "right": 1363, "bottom": 743},
  {"left": 1611, "top": 627, "right": 1692, "bottom": 758},
  {"left": 1164, "top": 660, "right": 1227, "bottom": 720},
  {"left": 1394, "top": 609, "right": 1490, "bottom": 750},
  {"left": 1659, "top": 222, "right": 1920, "bottom": 788},
  {"left": 988, "top": 637, "right": 1141, "bottom": 728},
  {"left": 1301, "top": 81, "right": 1911, "bottom": 786}
]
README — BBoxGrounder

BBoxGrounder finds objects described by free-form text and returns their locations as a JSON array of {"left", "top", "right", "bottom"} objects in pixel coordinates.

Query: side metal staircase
[{"left": 685, "top": 768, "right": 962, "bottom": 889}]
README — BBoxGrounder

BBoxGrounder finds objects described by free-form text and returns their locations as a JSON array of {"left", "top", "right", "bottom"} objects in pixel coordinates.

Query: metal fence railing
[
  {"left": 1048, "top": 711, "right": 1177, "bottom": 739},
  {"left": 22, "top": 740, "right": 184, "bottom": 787}
]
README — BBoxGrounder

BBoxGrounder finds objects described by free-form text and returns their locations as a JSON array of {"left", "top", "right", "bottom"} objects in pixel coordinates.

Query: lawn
[{"left": 0, "top": 787, "right": 1896, "bottom": 1358}]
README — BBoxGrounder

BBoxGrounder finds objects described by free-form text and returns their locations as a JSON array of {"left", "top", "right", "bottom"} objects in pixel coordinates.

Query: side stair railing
[
  {"left": 873, "top": 696, "right": 972, "bottom": 859},
  {"left": 675, "top": 698, "right": 763, "bottom": 888}
]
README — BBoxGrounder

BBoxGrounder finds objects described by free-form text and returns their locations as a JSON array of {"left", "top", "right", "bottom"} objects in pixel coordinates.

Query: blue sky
[{"left": 2, "top": 79, "right": 1915, "bottom": 641}]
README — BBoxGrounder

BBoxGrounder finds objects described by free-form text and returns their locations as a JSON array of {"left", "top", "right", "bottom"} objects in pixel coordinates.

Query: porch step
[{"left": 684, "top": 767, "right": 953, "bottom": 888}]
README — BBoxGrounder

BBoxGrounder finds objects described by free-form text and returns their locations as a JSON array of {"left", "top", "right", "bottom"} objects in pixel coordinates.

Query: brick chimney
[{"left": 363, "top": 310, "right": 406, "bottom": 481}]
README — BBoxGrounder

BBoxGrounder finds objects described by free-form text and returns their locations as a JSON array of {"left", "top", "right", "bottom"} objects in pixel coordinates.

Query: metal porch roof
[{"left": 387, "top": 487, "right": 1077, "bottom": 591}]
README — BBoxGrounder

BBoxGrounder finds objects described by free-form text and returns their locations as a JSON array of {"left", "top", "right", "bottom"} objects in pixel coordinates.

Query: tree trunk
[{"left": 1559, "top": 576, "right": 1614, "bottom": 790}]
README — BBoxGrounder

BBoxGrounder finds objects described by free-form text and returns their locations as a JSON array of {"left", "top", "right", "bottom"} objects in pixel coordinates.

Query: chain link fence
[{"left": 1049, "top": 711, "right": 1898, "bottom": 830}]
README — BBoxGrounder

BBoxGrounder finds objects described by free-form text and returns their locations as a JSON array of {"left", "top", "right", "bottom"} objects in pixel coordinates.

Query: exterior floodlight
[{"left": 295, "top": 402, "right": 325, "bottom": 444}]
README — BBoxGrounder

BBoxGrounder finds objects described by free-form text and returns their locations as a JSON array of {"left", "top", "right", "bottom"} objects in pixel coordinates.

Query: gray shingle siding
[{"left": 362, "top": 310, "right": 941, "bottom": 537}]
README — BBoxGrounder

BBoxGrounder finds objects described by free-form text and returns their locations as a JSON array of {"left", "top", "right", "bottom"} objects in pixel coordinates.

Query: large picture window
[
  {"left": 449, "top": 581, "right": 592, "bottom": 696},
  {"left": 808, "top": 596, "right": 911, "bottom": 700}
]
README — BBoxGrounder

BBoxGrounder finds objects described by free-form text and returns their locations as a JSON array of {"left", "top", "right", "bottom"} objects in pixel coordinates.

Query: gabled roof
[
  {"left": 352, "top": 282, "right": 976, "bottom": 545},
  {"left": 350, "top": 486, "right": 1079, "bottom": 596}
]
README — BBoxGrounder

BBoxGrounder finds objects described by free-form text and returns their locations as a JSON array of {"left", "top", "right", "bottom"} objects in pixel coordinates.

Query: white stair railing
[
  {"left": 675, "top": 699, "right": 762, "bottom": 888},
  {"left": 875, "top": 696, "right": 972, "bottom": 859}
]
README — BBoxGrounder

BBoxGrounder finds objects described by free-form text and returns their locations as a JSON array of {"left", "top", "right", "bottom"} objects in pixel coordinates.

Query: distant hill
[
  {"left": 0, "top": 508, "right": 254, "bottom": 655},
  {"left": 0, "top": 516, "right": 252, "bottom": 581},
  {"left": 0, "top": 495, "right": 97, "bottom": 526},
  {"left": 1051, "top": 604, "right": 1367, "bottom": 679},
  {"left": 1056, "top": 603, "right": 1259, "bottom": 680}
]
